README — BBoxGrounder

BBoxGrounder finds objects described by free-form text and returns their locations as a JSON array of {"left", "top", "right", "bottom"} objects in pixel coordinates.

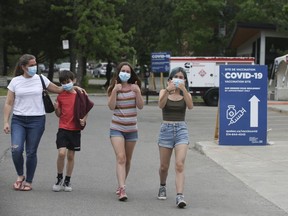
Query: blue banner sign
[
  {"left": 219, "top": 65, "right": 267, "bottom": 145},
  {"left": 151, "top": 52, "right": 171, "bottom": 73}
]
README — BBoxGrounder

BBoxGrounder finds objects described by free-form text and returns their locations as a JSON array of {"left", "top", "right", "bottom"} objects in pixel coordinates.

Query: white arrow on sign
[{"left": 249, "top": 95, "right": 260, "bottom": 127}]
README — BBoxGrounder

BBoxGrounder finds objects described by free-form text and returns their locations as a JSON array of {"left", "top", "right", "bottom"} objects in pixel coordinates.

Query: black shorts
[{"left": 56, "top": 128, "right": 81, "bottom": 151}]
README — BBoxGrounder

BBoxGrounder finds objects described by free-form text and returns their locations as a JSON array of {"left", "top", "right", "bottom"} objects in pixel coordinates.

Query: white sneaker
[
  {"left": 63, "top": 182, "right": 72, "bottom": 192},
  {"left": 158, "top": 186, "right": 167, "bottom": 200},
  {"left": 176, "top": 195, "right": 187, "bottom": 208},
  {"left": 52, "top": 179, "right": 63, "bottom": 192}
]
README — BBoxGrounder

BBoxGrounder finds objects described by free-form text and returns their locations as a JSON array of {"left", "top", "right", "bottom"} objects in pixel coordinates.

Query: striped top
[{"left": 110, "top": 88, "right": 138, "bottom": 132}]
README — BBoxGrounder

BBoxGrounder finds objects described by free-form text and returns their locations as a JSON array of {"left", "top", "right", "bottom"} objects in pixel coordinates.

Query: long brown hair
[
  {"left": 14, "top": 54, "right": 36, "bottom": 77},
  {"left": 107, "top": 62, "right": 142, "bottom": 96}
]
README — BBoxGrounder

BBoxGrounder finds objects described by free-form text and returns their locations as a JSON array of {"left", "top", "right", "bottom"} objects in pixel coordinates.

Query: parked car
[
  {"left": 58, "top": 62, "right": 71, "bottom": 72},
  {"left": 92, "top": 62, "right": 115, "bottom": 78},
  {"left": 93, "top": 62, "right": 108, "bottom": 78},
  {"left": 38, "top": 64, "right": 46, "bottom": 73}
]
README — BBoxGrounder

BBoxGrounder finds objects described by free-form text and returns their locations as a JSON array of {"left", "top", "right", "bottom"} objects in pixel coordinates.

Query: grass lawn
[{"left": 0, "top": 88, "right": 7, "bottom": 96}]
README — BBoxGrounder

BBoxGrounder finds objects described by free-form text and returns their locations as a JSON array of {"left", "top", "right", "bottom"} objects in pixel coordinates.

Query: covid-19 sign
[{"left": 219, "top": 65, "right": 267, "bottom": 145}]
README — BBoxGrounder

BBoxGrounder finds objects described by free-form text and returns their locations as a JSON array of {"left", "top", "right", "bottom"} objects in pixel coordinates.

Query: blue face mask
[
  {"left": 27, "top": 66, "right": 37, "bottom": 77},
  {"left": 172, "top": 78, "right": 185, "bottom": 88},
  {"left": 61, "top": 82, "right": 73, "bottom": 91},
  {"left": 119, "top": 71, "right": 131, "bottom": 82}
]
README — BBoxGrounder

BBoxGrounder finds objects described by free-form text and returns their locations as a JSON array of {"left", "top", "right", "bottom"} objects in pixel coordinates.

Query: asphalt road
[{"left": 0, "top": 95, "right": 287, "bottom": 216}]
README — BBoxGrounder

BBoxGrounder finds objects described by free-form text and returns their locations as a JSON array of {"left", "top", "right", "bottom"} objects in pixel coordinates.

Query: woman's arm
[
  {"left": 158, "top": 88, "right": 169, "bottom": 109},
  {"left": 47, "top": 82, "right": 86, "bottom": 94},
  {"left": 3, "top": 90, "right": 15, "bottom": 134},
  {"left": 108, "top": 82, "right": 122, "bottom": 110},
  {"left": 108, "top": 88, "right": 118, "bottom": 110},
  {"left": 135, "top": 91, "right": 144, "bottom": 109},
  {"left": 47, "top": 82, "right": 64, "bottom": 94},
  {"left": 158, "top": 80, "right": 174, "bottom": 109},
  {"left": 179, "top": 84, "right": 193, "bottom": 109},
  {"left": 131, "top": 83, "right": 144, "bottom": 109}
]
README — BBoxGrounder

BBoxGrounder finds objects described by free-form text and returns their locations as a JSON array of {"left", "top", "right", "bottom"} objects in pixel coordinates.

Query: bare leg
[
  {"left": 158, "top": 146, "right": 173, "bottom": 185},
  {"left": 111, "top": 136, "right": 127, "bottom": 187},
  {"left": 66, "top": 150, "right": 75, "bottom": 177},
  {"left": 174, "top": 144, "right": 188, "bottom": 193},
  {"left": 124, "top": 141, "right": 136, "bottom": 179},
  {"left": 57, "top": 148, "right": 66, "bottom": 174}
]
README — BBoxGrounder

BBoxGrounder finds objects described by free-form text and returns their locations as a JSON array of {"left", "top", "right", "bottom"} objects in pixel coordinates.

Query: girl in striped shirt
[{"left": 107, "top": 62, "right": 144, "bottom": 201}]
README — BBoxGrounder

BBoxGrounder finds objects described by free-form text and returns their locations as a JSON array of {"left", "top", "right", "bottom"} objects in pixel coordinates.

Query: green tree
[
  {"left": 53, "top": 0, "right": 134, "bottom": 86},
  {"left": 121, "top": 0, "right": 176, "bottom": 65},
  {"left": 236, "top": 0, "right": 288, "bottom": 36},
  {"left": 170, "top": 0, "right": 241, "bottom": 56},
  {"left": 122, "top": 0, "right": 241, "bottom": 66},
  {"left": 232, "top": 0, "right": 288, "bottom": 56},
  {"left": 0, "top": 0, "right": 24, "bottom": 75},
  {"left": 2, "top": 0, "right": 288, "bottom": 79},
  {"left": 0, "top": 0, "right": 66, "bottom": 79}
]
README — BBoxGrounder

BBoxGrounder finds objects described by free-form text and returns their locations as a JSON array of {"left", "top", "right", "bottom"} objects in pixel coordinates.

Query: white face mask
[
  {"left": 119, "top": 71, "right": 131, "bottom": 82},
  {"left": 172, "top": 78, "right": 184, "bottom": 88},
  {"left": 27, "top": 66, "right": 37, "bottom": 76},
  {"left": 61, "top": 82, "right": 73, "bottom": 91}
]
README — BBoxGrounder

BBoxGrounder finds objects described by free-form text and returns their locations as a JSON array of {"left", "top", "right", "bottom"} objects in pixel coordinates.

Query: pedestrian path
[
  {"left": 1, "top": 94, "right": 288, "bottom": 213},
  {"left": 195, "top": 101, "right": 288, "bottom": 213}
]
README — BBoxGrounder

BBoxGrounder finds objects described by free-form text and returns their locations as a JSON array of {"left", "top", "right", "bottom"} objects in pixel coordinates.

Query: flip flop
[
  {"left": 13, "top": 177, "right": 25, "bottom": 190},
  {"left": 20, "top": 183, "right": 32, "bottom": 191}
]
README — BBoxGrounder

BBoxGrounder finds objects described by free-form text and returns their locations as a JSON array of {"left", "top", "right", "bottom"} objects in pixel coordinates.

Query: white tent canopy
[{"left": 269, "top": 54, "right": 288, "bottom": 100}]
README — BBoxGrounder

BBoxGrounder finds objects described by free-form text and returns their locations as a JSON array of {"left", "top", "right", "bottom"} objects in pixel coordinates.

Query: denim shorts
[
  {"left": 158, "top": 122, "right": 189, "bottom": 149},
  {"left": 110, "top": 129, "right": 138, "bottom": 142}
]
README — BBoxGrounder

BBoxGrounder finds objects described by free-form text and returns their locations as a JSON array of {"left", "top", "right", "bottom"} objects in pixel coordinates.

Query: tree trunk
[
  {"left": 0, "top": 41, "right": 4, "bottom": 76},
  {"left": 76, "top": 55, "right": 88, "bottom": 87},
  {"left": 47, "top": 59, "right": 55, "bottom": 82}
]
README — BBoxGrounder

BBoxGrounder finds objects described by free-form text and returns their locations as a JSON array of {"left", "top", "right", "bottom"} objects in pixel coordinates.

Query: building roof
[{"left": 228, "top": 22, "right": 276, "bottom": 49}]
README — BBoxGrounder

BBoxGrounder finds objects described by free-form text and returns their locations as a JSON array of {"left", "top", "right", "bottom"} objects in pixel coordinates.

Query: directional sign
[
  {"left": 219, "top": 65, "right": 267, "bottom": 145},
  {"left": 249, "top": 95, "right": 259, "bottom": 127},
  {"left": 151, "top": 52, "right": 171, "bottom": 73}
]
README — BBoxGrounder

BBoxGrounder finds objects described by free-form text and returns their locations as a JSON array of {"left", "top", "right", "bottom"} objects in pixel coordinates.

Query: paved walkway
[
  {"left": 195, "top": 100, "right": 288, "bottom": 213},
  {"left": 1, "top": 94, "right": 288, "bottom": 213}
]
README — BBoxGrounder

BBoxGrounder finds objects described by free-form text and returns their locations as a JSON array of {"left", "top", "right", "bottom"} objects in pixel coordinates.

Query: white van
[{"left": 170, "top": 57, "right": 255, "bottom": 106}]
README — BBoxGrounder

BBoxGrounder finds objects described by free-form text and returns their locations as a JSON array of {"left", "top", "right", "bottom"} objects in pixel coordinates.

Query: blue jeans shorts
[
  {"left": 110, "top": 129, "right": 138, "bottom": 142},
  {"left": 158, "top": 122, "right": 189, "bottom": 149}
]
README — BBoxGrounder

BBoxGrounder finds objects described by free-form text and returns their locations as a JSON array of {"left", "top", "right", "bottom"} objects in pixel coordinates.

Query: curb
[
  {"left": 193, "top": 141, "right": 219, "bottom": 155},
  {"left": 268, "top": 106, "right": 288, "bottom": 114},
  {"left": 193, "top": 142, "right": 206, "bottom": 155}
]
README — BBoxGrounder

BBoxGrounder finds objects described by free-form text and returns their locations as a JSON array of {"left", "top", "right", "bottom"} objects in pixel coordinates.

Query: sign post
[
  {"left": 146, "top": 52, "right": 170, "bottom": 104},
  {"left": 151, "top": 52, "right": 171, "bottom": 73},
  {"left": 219, "top": 65, "right": 267, "bottom": 145},
  {"left": 62, "top": 40, "right": 69, "bottom": 50},
  {"left": 151, "top": 52, "right": 171, "bottom": 89}
]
